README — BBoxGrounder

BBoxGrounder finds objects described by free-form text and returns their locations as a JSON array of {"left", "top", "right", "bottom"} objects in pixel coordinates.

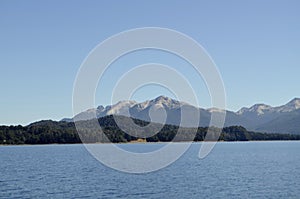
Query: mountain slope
[
  {"left": 68, "top": 96, "right": 300, "bottom": 134},
  {"left": 236, "top": 98, "right": 300, "bottom": 131},
  {"left": 255, "top": 109, "right": 300, "bottom": 134}
]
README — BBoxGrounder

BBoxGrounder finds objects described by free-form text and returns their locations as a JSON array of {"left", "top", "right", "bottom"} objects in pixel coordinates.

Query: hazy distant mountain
[
  {"left": 73, "top": 96, "right": 205, "bottom": 127},
  {"left": 237, "top": 98, "right": 300, "bottom": 115},
  {"left": 236, "top": 98, "right": 300, "bottom": 131},
  {"left": 255, "top": 109, "right": 300, "bottom": 134},
  {"left": 67, "top": 96, "right": 300, "bottom": 134}
]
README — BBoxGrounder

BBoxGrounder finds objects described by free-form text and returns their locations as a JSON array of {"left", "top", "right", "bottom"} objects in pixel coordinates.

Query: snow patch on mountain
[{"left": 237, "top": 98, "right": 300, "bottom": 116}]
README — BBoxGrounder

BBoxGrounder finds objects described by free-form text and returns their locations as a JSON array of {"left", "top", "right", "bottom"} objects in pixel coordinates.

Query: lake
[{"left": 1, "top": 141, "right": 300, "bottom": 198}]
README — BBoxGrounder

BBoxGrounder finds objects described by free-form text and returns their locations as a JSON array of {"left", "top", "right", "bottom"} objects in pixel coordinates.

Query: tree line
[{"left": 1, "top": 115, "right": 300, "bottom": 145}]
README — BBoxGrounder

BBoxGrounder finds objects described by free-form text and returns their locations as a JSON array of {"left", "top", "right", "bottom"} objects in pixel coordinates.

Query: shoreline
[{"left": 1, "top": 140, "right": 300, "bottom": 146}]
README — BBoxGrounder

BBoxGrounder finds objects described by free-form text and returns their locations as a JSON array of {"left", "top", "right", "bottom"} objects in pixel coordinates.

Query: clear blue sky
[{"left": 1, "top": 0, "right": 299, "bottom": 125}]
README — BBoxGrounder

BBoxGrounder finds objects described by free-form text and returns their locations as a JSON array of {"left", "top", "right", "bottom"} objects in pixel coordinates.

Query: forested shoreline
[{"left": 1, "top": 115, "right": 300, "bottom": 145}]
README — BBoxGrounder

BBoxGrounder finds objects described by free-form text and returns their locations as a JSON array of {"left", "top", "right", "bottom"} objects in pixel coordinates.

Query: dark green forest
[{"left": 1, "top": 115, "right": 300, "bottom": 145}]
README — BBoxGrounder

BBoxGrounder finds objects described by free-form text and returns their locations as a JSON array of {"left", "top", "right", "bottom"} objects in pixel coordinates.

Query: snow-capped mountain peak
[
  {"left": 237, "top": 98, "right": 300, "bottom": 116},
  {"left": 249, "top": 104, "right": 273, "bottom": 115},
  {"left": 69, "top": 96, "right": 300, "bottom": 133},
  {"left": 286, "top": 98, "right": 300, "bottom": 108},
  {"left": 276, "top": 98, "right": 300, "bottom": 112},
  {"left": 72, "top": 96, "right": 193, "bottom": 123},
  {"left": 153, "top": 95, "right": 176, "bottom": 105},
  {"left": 105, "top": 100, "right": 136, "bottom": 116},
  {"left": 237, "top": 104, "right": 273, "bottom": 115}
]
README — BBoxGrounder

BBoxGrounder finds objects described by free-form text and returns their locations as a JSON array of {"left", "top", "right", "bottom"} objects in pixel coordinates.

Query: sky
[{"left": 0, "top": 0, "right": 300, "bottom": 125}]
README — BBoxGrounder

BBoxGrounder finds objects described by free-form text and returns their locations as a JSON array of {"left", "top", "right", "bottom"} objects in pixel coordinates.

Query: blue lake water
[{"left": 1, "top": 141, "right": 300, "bottom": 198}]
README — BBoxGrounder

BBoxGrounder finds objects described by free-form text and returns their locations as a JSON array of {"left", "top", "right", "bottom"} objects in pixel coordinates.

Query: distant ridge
[{"left": 65, "top": 96, "right": 300, "bottom": 134}]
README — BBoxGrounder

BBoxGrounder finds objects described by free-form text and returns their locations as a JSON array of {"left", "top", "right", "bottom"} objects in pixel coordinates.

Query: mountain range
[{"left": 64, "top": 96, "right": 300, "bottom": 134}]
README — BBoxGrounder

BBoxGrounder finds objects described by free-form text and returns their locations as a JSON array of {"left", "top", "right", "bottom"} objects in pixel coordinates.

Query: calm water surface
[{"left": 1, "top": 142, "right": 300, "bottom": 198}]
